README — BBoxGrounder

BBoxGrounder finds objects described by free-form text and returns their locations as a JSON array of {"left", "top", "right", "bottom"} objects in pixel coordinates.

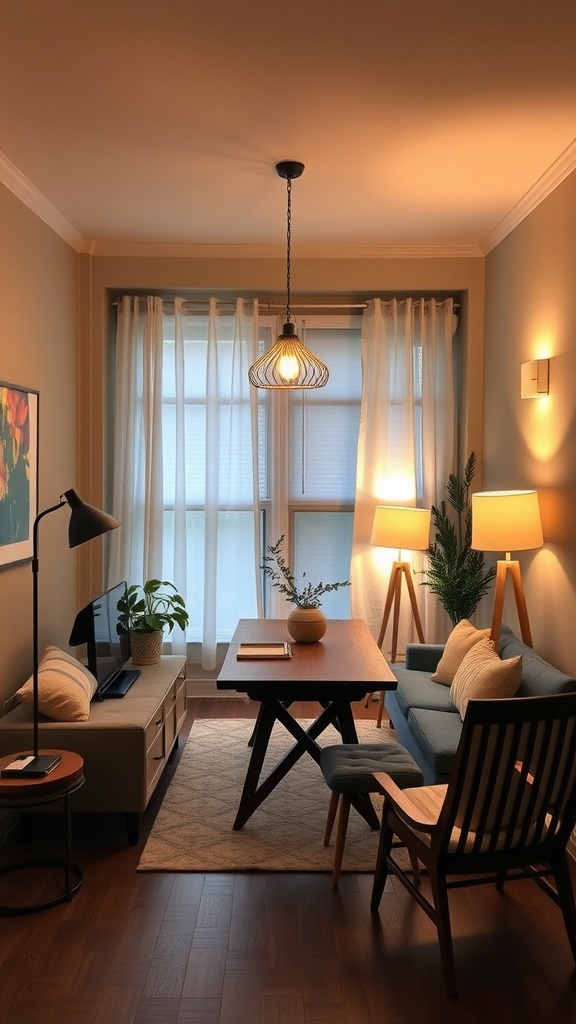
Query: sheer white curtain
[
  {"left": 351, "top": 297, "right": 458, "bottom": 647},
  {"left": 107, "top": 295, "right": 262, "bottom": 670}
]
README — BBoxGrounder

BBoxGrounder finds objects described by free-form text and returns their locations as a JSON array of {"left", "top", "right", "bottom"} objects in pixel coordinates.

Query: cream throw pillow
[
  {"left": 431, "top": 619, "right": 491, "bottom": 685},
  {"left": 16, "top": 645, "right": 97, "bottom": 722},
  {"left": 449, "top": 637, "right": 522, "bottom": 720}
]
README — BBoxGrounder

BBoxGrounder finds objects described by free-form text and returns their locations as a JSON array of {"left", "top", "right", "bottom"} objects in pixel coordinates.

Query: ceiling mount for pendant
[{"left": 248, "top": 161, "right": 330, "bottom": 389}]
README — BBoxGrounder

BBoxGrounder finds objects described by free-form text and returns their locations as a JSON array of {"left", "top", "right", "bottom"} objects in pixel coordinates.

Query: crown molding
[
  {"left": 0, "top": 149, "right": 85, "bottom": 252},
  {"left": 480, "top": 139, "right": 576, "bottom": 254},
  {"left": 87, "top": 240, "right": 483, "bottom": 259}
]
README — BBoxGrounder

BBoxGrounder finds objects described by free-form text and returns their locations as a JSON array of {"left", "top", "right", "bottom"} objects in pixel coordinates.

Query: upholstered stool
[{"left": 320, "top": 742, "right": 424, "bottom": 887}]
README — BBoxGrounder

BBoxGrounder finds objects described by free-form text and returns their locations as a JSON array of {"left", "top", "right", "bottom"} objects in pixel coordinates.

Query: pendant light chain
[{"left": 286, "top": 176, "right": 293, "bottom": 323}]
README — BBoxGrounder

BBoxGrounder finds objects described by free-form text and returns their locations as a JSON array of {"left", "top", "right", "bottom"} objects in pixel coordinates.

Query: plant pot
[
  {"left": 129, "top": 629, "right": 163, "bottom": 666},
  {"left": 286, "top": 606, "right": 327, "bottom": 643}
]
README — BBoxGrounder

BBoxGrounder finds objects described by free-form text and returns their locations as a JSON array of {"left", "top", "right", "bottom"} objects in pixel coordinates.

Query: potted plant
[
  {"left": 420, "top": 452, "right": 496, "bottom": 629},
  {"left": 117, "top": 579, "right": 189, "bottom": 665},
  {"left": 261, "top": 535, "right": 351, "bottom": 642}
]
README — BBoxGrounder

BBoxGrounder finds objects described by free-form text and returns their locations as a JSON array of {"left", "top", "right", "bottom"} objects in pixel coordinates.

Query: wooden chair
[{"left": 370, "top": 692, "right": 576, "bottom": 998}]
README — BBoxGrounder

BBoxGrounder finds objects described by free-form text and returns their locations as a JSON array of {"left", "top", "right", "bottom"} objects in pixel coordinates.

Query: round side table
[{"left": 0, "top": 749, "right": 84, "bottom": 915}]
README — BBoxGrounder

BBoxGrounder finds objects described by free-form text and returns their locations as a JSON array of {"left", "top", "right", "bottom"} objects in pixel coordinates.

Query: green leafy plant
[
  {"left": 261, "top": 535, "right": 351, "bottom": 609},
  {"left": 420, "top": 453, "right": 496, "bottom": 627},
  {"left": 117, "top": 579, "right": 189, "bottom": 635}
]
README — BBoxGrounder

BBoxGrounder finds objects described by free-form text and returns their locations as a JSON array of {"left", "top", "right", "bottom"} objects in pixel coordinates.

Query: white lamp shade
[
  {"left": 471, "top": 490, "right": 543, "bottom": 552},
  {"left": 370, "top": 505, "right": 431, "bottom": 551}
]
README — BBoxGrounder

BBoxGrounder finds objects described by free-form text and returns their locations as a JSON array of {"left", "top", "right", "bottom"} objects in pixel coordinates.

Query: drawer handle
[
  {"left": 153, "top": 754, "right": 163, "bottom": 760},
  {"left": 155, "top": 717, "right": 163, "bottom": 727}
]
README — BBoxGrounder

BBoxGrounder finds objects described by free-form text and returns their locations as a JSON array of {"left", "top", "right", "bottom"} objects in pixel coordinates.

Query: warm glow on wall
[{"left": 373, "top": 474, "right": 417, "bottom": 504}]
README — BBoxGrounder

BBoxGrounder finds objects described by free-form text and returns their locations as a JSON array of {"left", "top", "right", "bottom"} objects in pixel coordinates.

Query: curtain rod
[{"left": 113, "top": 297, "right": 459, "bottom": 310}]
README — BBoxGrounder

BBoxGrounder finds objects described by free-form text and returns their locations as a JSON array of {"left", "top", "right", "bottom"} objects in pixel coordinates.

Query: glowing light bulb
[{"left": 277, "top": 353, "right": 300, "bottom": 383}]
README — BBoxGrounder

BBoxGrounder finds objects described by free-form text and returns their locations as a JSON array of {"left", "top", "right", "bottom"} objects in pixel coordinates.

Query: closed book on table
[{"left": 236, "top": 643, "right": 292, "bottom": 660}]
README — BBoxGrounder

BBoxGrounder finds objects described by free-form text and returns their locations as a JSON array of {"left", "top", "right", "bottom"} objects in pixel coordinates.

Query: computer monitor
[{"left": 69, "top": 581, "right": 139, "bottom": 698}]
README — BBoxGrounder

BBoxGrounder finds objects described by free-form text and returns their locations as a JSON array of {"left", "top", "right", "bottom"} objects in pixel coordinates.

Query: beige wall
[
  {"left": 0, "top": 184, "right": 79, "bottom": 707},
  {"left": 484, "top": 170, "right": 576, "bottom": 674}
]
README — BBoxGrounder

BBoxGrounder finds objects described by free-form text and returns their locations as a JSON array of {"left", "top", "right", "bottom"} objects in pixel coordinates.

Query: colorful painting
[{"left": 0, "top": 382, "right": 38, "bottom": 567}]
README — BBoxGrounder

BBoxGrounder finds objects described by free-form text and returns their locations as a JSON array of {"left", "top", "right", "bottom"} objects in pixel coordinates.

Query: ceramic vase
[{"left": 286, "top": 606, "right": 327, "bottom": 643}]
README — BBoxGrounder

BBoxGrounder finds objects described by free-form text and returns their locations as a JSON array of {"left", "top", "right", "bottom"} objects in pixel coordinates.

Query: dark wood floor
[{"left": 1, "top": 697, "right": 576, "bottom": 1024}]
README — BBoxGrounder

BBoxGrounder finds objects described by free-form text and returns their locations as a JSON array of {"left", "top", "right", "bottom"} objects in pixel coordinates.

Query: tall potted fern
[{"left": 420, "top": 453, "right": 496, "bottom": 627}]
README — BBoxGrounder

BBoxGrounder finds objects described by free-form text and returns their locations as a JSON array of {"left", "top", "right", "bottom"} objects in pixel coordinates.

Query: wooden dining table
[{"left": 217, "top": 618, "right": 397, "bottom": 830}]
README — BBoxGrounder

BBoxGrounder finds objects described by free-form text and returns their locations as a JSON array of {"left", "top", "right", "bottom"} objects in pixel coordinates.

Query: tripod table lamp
[
  {"left": 370, "top": 505, "right": 431, "bottom": 662},
  {"left": 471, "top": 489, "right": 543, "bottom": 649},
  {"left": 15, "top": 489, "right": 120, "bottom": 778}
]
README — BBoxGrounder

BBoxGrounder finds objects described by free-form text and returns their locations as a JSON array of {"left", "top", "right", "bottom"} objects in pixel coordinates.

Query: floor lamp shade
[
  {"left": 65, "top": 488, "right": 120, "bottom": 548},
  {"left": 370, "top": 505, "right": 431, "bottom": 552},
  {"left": 471, "top": 490, "right": 543, "bottom": 554},
  {"left": 471, "top": 490, "right": 543, "bottom": 650}
]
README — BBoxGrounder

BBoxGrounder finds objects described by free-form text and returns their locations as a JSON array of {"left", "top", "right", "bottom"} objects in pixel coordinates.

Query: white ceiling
[{"left": 1, "top": 0, "right": 576, "bottom": 256}]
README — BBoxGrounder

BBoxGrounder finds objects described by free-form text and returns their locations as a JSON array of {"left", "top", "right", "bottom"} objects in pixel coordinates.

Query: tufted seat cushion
[{"left": 320, "top": 742, "right": 423, "bottom": 795}]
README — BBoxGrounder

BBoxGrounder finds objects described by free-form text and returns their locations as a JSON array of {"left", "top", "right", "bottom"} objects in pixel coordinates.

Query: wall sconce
[{"left": 521, "top": 359, "right": 549, "bottom": 398}]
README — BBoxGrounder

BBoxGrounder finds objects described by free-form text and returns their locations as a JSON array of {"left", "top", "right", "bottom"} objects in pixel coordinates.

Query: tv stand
[
  {"left": 99, "top": 668, "right": 141, "bottom": 699},
  {"left": 0, "top": 657, "right": 187, "bottom": 845}
]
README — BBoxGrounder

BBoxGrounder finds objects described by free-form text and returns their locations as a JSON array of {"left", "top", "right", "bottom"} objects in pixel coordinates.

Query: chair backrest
[{"left": 437, "top": 692, "right": 576, "bottom": 856}]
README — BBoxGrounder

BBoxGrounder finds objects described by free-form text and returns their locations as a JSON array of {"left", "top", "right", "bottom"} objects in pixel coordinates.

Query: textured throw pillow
[
  {"left": 431, "top": 619, "right": 491, "bottom": 685},
  {"left": 449, "top": 637, "right": 522, "bottom": 720},
  {"left": 15, "top": 645, "right": 98, "bottom": 722}
]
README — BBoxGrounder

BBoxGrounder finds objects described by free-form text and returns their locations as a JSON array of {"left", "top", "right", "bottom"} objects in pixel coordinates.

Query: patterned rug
[{"left": 138, "top": 717, "right": 395, "bottom": 872}]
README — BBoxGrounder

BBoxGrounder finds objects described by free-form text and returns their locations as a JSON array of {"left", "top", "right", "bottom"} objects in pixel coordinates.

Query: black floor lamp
[{"left": 19, "top": 488, "right": 119, "bottom": 777}]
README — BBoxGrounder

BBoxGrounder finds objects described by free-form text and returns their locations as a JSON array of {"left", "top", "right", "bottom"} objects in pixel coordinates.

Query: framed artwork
[{"left": 0, "top": 381, "right": 39, "bottom": 568}]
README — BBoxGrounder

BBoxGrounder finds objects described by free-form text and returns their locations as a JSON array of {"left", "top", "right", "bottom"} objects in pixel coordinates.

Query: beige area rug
[{"left": 138, "top": 717, "right": 396, "bottom": 873}]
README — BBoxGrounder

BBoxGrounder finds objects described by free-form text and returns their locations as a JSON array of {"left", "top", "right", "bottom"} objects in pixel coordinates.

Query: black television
[{"left": 69, "top": 581, "right": 140, "bottom": 699}]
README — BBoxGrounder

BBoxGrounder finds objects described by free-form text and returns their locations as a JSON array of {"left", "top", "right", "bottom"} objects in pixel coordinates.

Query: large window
[{"left": 159, "top": 313, "right": 362, "bottom": 640}]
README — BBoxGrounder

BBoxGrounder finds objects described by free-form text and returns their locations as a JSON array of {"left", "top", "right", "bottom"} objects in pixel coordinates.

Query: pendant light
[{"left": 248, "top": 161, "right": 329, "bottom": 389}]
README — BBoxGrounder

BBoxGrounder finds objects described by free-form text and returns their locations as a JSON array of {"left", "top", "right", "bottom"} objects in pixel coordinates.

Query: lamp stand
[
  {"left": 372, "top": 561, "right": 425, "bottom": 729},
  {"left": 377, "top": 561, "right": 425, "bottom": 660},
  {"left": 490, "top": 558, "right": 533, "bottom": 650},
  {"left": 2, "top": 489, "right": 120, "bottom": 779}
]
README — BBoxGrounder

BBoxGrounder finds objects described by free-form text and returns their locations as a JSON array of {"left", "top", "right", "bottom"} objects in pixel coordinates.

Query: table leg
[
  {"left": 233, "top": 697, "right": 378, "bottom": 831},
  {"left": 233, "top": 702, "right": 276, "bottom": 829}
]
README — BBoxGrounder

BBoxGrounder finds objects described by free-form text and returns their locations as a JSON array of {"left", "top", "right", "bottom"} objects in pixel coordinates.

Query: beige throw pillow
[
  {"left": 16, "top": 645, "right": 97, "bottom": 722},
  {"left": 431, "top": 619, "right": 491, "bottom": 685},
  {"left": 449, "top": 637, "right": 522, "bottom": 720}
]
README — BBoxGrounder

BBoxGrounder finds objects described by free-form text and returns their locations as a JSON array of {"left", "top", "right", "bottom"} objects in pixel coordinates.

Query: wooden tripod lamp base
[
  {"left": 369, "top": 505, "right": 432, "bottom": 729},
  {"left": 373, "top": 561, "right": 425, "bottom": 728},
  {"left": 490, "top": 559, "right": 533, "bottom": 650},
  {"left": 377, "top": 561, "right": 425, "bottom": 661}
]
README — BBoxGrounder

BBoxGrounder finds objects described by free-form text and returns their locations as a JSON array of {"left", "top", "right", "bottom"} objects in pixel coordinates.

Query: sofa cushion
[
  {"left": 431, "top": 619, "right": 491, "bottom": 685},
  {"left": 449, "top": 637, "right": 522, "bottom": 719},
  {"left": 498, "top": 625, "right": 576, "bottom": 696},
  {"left": 15, "top": 645, "right": 98, "bottom": 722},
  {"left": 392, "top": 664, "right": 460, "bottom": 717},
  {"left": 407, "top": 707, "right": 463, "bottom": 776}
]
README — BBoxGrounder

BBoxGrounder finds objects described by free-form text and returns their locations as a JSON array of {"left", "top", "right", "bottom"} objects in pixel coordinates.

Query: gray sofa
[{"left": 385, "top": 624, "right": 576, "bottom": 784}]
